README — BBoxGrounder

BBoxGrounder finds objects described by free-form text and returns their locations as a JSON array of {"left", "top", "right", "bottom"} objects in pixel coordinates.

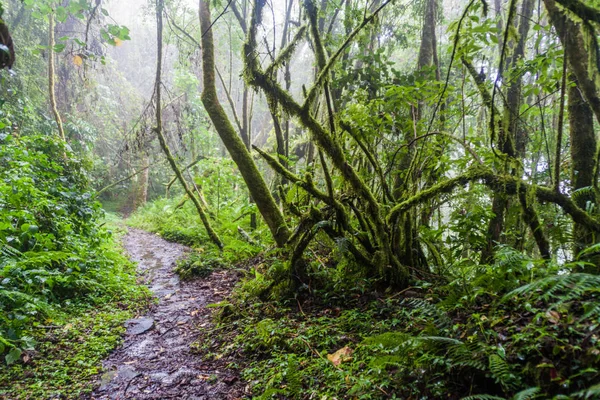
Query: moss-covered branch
[
  {"left": 555, "top": 0, "right": 600, "bottom": 23},
  {"left": 518, "top": 189, "right": 551, "bottom": 259},
  {"left": 544, "top": 0, "right": 600, "bottom": 125},
  {"left": 388, "top": 167, "right": 600, "bottom": 233}
]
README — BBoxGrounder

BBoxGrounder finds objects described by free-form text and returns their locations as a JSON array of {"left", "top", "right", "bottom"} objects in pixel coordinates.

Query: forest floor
[{"left": 88, "top": 228, "right": 246, "bottom": 400}]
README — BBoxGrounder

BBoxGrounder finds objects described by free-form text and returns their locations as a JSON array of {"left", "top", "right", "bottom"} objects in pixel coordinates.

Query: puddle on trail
[{"left": 88, "top": 228, "right": 244, "bottom": 400}]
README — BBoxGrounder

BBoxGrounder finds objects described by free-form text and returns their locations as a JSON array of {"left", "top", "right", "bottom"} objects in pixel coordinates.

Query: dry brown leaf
[
  {"left": 546, "top": 310, "right": 561, "bottom": 324},
  {"left": 327, "top": 346, "right": 353, "bottom": 366}
]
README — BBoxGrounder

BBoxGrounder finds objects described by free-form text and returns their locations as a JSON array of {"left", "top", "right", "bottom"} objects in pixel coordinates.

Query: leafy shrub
[{"left": 0, "top": 133, "right": 146, "bottom": 363}]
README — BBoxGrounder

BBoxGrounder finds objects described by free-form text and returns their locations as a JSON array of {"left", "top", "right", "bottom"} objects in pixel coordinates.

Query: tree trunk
[
  {"left": 199, "top": 0, "right": 291, "bottom": 247},
  {"left": 48, "top": 13, "right": 66, "bottom": 142},
  {"left": 133, "top": 153, "right": 150, "bottom": 211},
  {"left": 569, "top": 77, "right": 597, "bottom": 254}
]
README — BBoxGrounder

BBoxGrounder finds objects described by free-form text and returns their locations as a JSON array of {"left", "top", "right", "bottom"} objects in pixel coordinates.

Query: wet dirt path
[{"left": 89, "top": 229, "right": 245, "bottom": 400}]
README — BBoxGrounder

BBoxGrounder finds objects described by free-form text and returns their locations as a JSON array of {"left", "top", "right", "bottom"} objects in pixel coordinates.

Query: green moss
[{"left": 0, "top": 299, "right": 148, "bottom": 399}]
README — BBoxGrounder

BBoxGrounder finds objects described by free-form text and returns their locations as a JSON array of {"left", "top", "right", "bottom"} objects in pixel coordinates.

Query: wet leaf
[{"left": 327, "top": 346, "right": 353, "bottom": 366}]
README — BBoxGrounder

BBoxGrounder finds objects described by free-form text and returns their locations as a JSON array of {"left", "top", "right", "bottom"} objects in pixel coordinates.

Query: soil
[{"left": 88, "top": 228, "right": 246, "bottom": 400}]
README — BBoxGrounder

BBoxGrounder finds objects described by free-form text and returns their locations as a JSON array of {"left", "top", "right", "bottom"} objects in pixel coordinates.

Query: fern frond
[
  {"left": 401, "top": 298, "right": 452, "bottom": 329},
  {"left": 572, "top": 383, "right": 600, "bottom": 399},
  {"left": 511, "top": 387, "right": 540, "bottom": 400},
  {"left": 488, "top": 354, "right": 519, "bottom": 390},
  {"left": 571, "top": 186, "right": 595, "bottom": 206},
  {"left": 502, "top": 273, "right": 600, "bottom": 303},
  {"left": 0, "top": 243, "right": 21, "bottom": 259},
  {"left": 362, "top": 332, "right": 413, "bottom": 350},
  {"left": 419, "top": 336, "right": 463, "bottom": 345},
  {"left": 577, "top": 242, "right": 600, "bottom": 260},
  {"left": 368, "top": 355, "right": 404, "bottom": 372},
  {"left": 495, "top": 246, "right": 529, "bottom": 270},
  {"left": 461, "top": 395, "right": 506, "bottom": 400},
  {"left": 447, "top": 341, "right": 487, "bottom": 371}
]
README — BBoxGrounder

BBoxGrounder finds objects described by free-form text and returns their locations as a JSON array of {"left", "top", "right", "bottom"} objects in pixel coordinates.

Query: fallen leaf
[
  {"left": 327, "top": 346, "right": 353, "bottom": 366},
  {"left": 546, "top": 310, "right": 560, "bottom": 324}
]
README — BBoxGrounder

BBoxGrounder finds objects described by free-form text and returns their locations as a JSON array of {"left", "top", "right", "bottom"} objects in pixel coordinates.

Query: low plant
[{"left": 0, "top": 133, "right": 149, "bottom": 365}]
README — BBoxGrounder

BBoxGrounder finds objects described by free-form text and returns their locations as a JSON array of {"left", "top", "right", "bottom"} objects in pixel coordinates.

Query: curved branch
[{"left": 388, "top": 167, "right": 600, "bottom": 233}]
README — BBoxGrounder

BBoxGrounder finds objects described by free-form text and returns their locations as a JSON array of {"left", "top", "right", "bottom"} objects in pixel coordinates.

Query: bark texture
[
  {"left": 199, "top": 0, "right": 291, "bottom": 247},
  {"left": 569, "top": 78, "right": 597, "bottom": 253}
]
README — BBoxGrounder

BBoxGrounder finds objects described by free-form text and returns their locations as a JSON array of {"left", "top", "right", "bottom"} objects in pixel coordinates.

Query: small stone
[{"left": 126, "top": 317, "right": 154, "bottom": 335}]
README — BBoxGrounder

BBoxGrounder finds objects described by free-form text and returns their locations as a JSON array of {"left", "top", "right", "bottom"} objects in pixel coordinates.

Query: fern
[
  {"left": 446, "top": 340, "right": 488, "bottom": 371},
  {"left": 511, "top": 387, "right": 540, "bottom": 400},
  {"left": 572, "top": 383, "right": 600, "bottom": 399},
  {"left": 582, "top": 302, "right": 600, "bottom": 319},
  {"left": 401, "top": 298, "right": 452, "bottom": 329},
  {"left": 284, "top": 355, "right": 302, "bottom": 399},
  {"left": 368, "top": 355, "right": 404, "bottom": 372},
  {"left": 488, "top": 354, "right": 519, "bottom": 390},
  {"left": 502, "top": 273, "right": 600, "bottom": 304},
  {"left": 0, "top": 243, "right": 21, "bottom": 259},
  {"left": 495, "top": 246, "right": 529, "bottom": 270},
  {"left": 577, "top": 242, "right": 600, "bottom": 260},
  {"left": 362, "top": 332, "right": 413, "bottom": 350},
  {"left": 461, "top": 395, "right": 506, "bottom": 400},
  {"left": 571, "top": 186, "right": 596, "bottom": 208}
]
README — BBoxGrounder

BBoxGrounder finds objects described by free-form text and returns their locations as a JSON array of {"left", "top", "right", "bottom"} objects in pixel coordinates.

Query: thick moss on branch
[
  {"left": 388, "top": 167, "right": 600, "bottom": 233},
  {"left": 555, "top": 0, "right": 600, "bottom": 23},
  {"left": 253, "top": 145, "right": 330, "bottom": 204},
  {"left": 518, "top": 189, "right": 551, "bottom": 259},
  {"left": 264, "top": 25, "right": 307, "bottom": 77},
  {"left": 544, "top": 0, "right": 600, "bottom": 125}
]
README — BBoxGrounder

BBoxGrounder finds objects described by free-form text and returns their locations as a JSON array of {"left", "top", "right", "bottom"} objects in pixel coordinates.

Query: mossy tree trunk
[
  {"left": 199, "top": 0, "right": 291, "bottom": 248},
  {"left": 569, "top": 77, "right": 597, "bottom": 254}
]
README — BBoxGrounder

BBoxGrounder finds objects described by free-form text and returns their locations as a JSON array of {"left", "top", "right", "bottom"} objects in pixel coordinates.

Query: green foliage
[
  {"left": 0, "top": 302, "right": 147, "bottom": 399},
  {"left": 175, "top": 249, "right": 223, "bottom": 279},
  {"left": 201, "top": 241, "right": 600, "bottom": 399},
  {"left": 128, "top": 161, "right": 265, "bottom": 267},
  {"left": 0, "top": 133, "right": 147, "bottom": 363}
]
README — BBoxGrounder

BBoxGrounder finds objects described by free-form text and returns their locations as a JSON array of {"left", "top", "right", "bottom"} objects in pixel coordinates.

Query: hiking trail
[{"left": 89, "top": 228, "right": 245, "bottom": 400}]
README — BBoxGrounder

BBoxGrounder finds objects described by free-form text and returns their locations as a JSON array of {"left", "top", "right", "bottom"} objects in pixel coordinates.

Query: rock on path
[{"left": 89, "top": 229, "right": 244, "bottom": 400}]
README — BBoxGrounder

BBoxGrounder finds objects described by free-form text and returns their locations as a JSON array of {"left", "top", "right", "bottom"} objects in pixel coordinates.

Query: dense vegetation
[{"left": 1, "top": 0, "right": 600, "bottom": 398}]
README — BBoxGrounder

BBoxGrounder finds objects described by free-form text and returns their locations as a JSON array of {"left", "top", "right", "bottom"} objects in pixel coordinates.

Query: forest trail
[{"left": 89, "top": 229, "right": 245, "bottom": 400}]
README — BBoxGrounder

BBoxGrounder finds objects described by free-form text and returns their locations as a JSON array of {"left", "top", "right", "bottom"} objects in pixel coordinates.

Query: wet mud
[{"left": 89, "top": 229, "right": 245, "bottom": 400}]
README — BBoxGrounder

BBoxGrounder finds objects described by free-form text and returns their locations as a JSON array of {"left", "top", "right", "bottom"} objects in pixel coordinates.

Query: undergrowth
[
  {"left": 0, "top": 133, "right": 149, "bottom": 397},
  {"left": 196, "top": 246, "right": 600, "bottom": 399}
]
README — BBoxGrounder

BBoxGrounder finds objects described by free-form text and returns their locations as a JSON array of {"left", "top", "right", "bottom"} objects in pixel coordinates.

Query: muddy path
[{"left": 89, "top": 229, "right": 245, "bottom": 400}]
